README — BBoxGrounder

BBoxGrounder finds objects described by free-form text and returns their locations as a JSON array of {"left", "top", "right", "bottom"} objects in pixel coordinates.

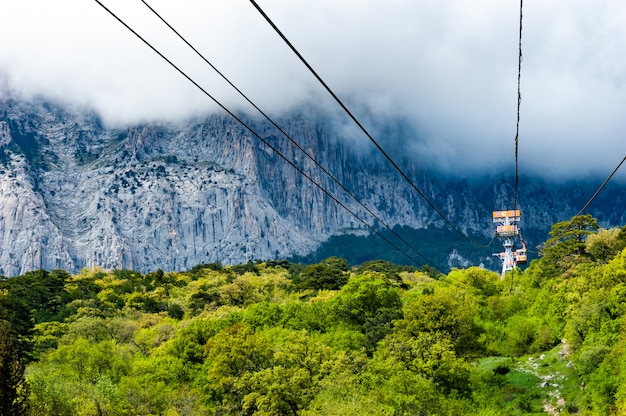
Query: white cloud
[{"left": 1, "top": 0, "right": 625, "bottom": 178}]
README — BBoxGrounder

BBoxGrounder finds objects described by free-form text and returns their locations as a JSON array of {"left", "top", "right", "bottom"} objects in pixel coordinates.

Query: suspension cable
[
  {"left": 138, "top": 0, "right": 438, "bottom": 268},
  {"left": 248, "top": 0, "right": 479, "bottom": 246},
  {"left": 513, "top": 0, "right": 523, "bottom": 210},
  {"left": 575, "top": 155, "right": 626, "bottom": 218},
  {"left": 93, "top": 0, "right": 445, "bottom": 271},
  {"left": 548, "top": 155, "right": 626, "bottom": 242}
]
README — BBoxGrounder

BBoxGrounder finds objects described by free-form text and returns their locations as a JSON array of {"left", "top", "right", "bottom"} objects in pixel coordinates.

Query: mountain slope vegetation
[{"left": 1, "top": 215, "right": 626, "bottom": 415}]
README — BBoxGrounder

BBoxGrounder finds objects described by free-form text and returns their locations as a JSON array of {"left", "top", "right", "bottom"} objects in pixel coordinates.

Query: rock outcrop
[{"left": 0, "top": 97, "right": 623, "bottom": 275}]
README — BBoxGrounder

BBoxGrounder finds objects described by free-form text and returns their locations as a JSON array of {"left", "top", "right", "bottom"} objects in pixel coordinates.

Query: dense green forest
[
  {"left": 2, "top": 214, "right": 626, "bottom": 415},
  {"left": 290, "top": 226, "right": 498, "bottom": 270}
]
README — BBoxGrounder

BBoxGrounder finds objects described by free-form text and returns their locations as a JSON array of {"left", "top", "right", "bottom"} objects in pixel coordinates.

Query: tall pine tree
[{"left": 0, "top": 320, "right": 28, "bottom": 415}]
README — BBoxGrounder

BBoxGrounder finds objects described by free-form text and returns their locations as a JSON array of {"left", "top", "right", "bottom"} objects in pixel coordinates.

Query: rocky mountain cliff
[{"left": 0, "top": 97, "right": 624, "bottom": 276}]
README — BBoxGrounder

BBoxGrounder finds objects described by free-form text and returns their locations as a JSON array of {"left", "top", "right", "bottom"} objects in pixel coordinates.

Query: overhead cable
[
  {"left": 138, "top": 0, "right": 438, "bottom": 268},
  {"left": 549, "top": 155, "right": 626, "bottom": 242},
  {"left": 93, "top": 0, "right": 442, "bottom": 271},
  {"left": 513, "top": 0, "right": 523, "bottom": 210},
  {"left": 575, "top": 155, "right": 626, "bottom": 218},
  {"left": 248, "top": 0, "right": 478, "bottom": 246}
]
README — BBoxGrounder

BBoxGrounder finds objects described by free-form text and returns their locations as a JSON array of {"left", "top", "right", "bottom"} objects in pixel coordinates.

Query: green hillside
[
  {"left": 289, "top": 226, "right": 501, "bottom": 272},
  {"left": 1, "top": 214, "right": 626, "bottom": 415}
]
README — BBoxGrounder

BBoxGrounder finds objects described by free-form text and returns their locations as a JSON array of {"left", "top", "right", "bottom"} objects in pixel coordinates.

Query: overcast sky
[{"left": 1, "top": 0, "right": 625, "bottom": 180}]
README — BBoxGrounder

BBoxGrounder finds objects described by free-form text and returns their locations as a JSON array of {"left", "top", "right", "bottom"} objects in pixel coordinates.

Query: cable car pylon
[{"left": 492, "top": 210, "right": 526, "bottom": 278}]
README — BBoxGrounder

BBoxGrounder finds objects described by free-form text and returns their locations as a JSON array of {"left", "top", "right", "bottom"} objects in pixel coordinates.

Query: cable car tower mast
[{"left": 492, "top": 210, "right": 526, "bottom": 278}]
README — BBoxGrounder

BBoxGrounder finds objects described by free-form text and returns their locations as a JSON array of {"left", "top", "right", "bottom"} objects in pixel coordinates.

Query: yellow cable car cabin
[{"left": 515, "top": 243, "right": 528, "bottom": 264}]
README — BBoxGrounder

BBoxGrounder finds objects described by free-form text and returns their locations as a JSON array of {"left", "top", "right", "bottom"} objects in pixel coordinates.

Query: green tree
[
  {"left": 449, "top": 267, "right": 501, "bottom": 297},
  {"left": 240, "top": 329, "right": 333, "bottom": 415},
  {"left": 332, "top": 274, "right": 403, "bottom": 353},
  {"left": 356, "top": 260, "right": 413, "bottom": 288},
  {"left": 202, "top": 323, "right": 272, "bottom": 412},
  {"left": 0, "top": 320, "right": 29, "bottom": 415},
  {"left": 303, "top": 351, "right": 393, "bottom": 416},
  {"left": 586, "top": 228, "right": 622, "bottom": 263},
  {"left": 380, "top": 331, "right": 472, "bottom": 396},
  {"left": 297, "top": 257, "right": 349, "bottom": 291},
  {"left": 505, "top": 315, "right": 542, "bottom": 355},
  {"left": 0, "top": 269, "right": 71, "bottom": 357},
  {"left": 538, "top": 214, "right": 599, "bottom": 279},
  {"left": 398, "top": 286, "right": 481, "bottom": 357},
  {"left": 27, "top": 367, "right": 75, "bottom": 416}
]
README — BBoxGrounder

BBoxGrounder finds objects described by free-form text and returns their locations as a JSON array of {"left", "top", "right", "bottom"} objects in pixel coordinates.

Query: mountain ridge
[{"left": 0, "top": 96, "right": 624, "bottom": 276}]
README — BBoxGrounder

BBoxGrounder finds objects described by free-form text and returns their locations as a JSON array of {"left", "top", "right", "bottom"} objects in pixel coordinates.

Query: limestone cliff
[{"left": 0, "top": 97, "right": 623, "bottom": 275}]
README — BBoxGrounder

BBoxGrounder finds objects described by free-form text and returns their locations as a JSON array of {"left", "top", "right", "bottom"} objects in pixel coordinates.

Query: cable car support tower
[{"left": 492, "top": 210, "right": 526, "bottom": 278}]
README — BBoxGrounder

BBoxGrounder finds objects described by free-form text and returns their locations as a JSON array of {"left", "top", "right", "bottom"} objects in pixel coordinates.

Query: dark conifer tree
[{"left": 0, "top": 320, "right": 28, "bottom": 415}]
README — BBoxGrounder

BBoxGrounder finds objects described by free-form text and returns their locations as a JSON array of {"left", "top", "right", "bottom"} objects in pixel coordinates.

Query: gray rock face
[{"left": 0, "top": 97, "right": 624, "bottom": 275}]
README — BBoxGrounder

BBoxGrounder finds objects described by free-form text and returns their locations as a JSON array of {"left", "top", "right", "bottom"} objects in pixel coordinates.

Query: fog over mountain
[
  {"left": 0, "top": 96, "right": 624, "bottom": 276},
  {"left": 1, "top": 0, "right": 625, "bottom": 178},
  {"left": 1, "top": 1, "right": 625, "bottom": 275}
]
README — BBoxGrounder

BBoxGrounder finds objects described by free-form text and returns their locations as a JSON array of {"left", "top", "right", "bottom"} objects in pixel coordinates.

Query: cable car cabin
[{"left": 515, "top": 243, "right": 528, "bottom": 264}]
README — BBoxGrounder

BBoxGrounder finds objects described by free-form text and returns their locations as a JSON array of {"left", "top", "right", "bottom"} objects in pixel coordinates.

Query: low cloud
[{"left": 1, "top": 0, "right": 625, "bottom": 179}]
